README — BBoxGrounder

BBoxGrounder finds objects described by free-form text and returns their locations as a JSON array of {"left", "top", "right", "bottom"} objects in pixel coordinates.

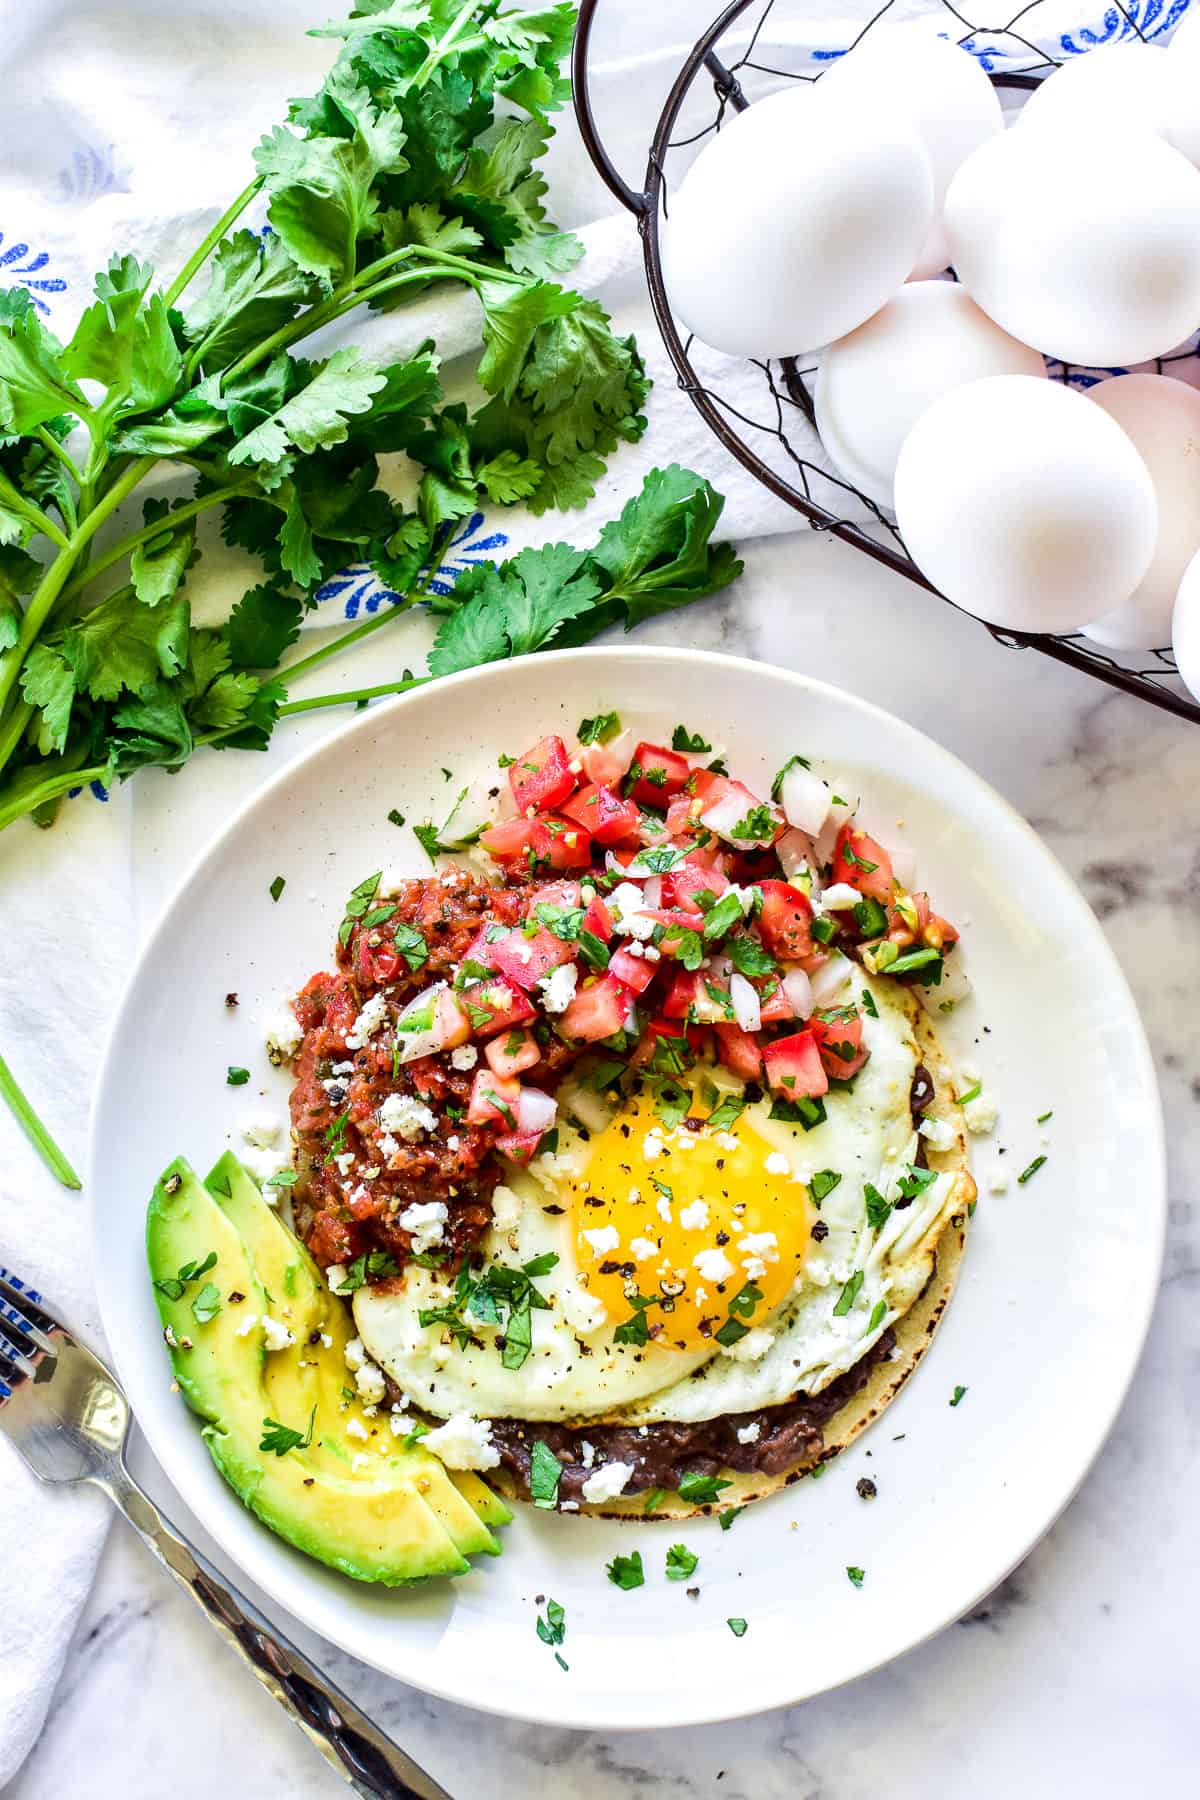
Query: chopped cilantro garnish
[
  {"left": 626, "top": 844, "right": 686, "bottom": 876},
  {"left": 769, "top": 1095, "right": 827, "bottom": 1131},
  {"left": 897, "top": 1165, "right": 937, "bottom": 1200},
  {"left": 769, "top": 753, "right": 811, "bottom": 801},
  {"left": 578, "top": 929, "right": 610, "bottom": 970},
  {"left": 337, "top": 870, "right": 382, "bottom": 947},
  {"left": 390, "top": 923, "right": 428, "bottom": 970},
  {"left": 259, "top": 1407, "right": 315, "bottom": 1457},
  {"left": 578, "top": 712, "right": 620, "bottom": 745},
  {"left": 718, "top": 1506, "right": 742, "bottom": 1531},
  {"left": 726, "top": 934, "right": 776, "bottom": 977},
  {"left": 1018, "top": 1155, "right": 1047, "bottom": 1185},
  {"left": 268, "top": 875, "right": 286, "bottom": 904},
  {"left": 153, "top": 1249, "right": 217, "bottom": 1302},
  {"left": 607, "top": 1551, "right": 645, "bottom": 1591},
  {"left": 653, "top": 1081, "right": 690, "bottom": 1129},
  {"left": 706, "top": 1094, "right": 745, "bottom": 1131},
  {"left": 833, "top": 1270, "right": 865, "bottom": 1316},
  {"left": 701, "top": 890, "right": 744, "bottom": 940},
  {"left": 225, "top": 1066, "right": 250, "bottom": 1086},
  {"left": 337, "top": 1249, "right": 399, "bottom": 1292},
  {"left": 536, "top": 902, "right": 585, "bottom": 941},
  {"left": 614, "top": 1290, "right": 659, "bottom": 1347},
  {"left": 868, "top": 1298, "right": 888, "bottom": 1332},
  {"left": 730, "top": 803, "right": 775, "bottom": 842},
  {"left": 676, "top": 1471, "right": 732, "bottom": 1505},
  {"left": 325, "top": 1110, "right": 350, "bottom": 1153},
  {"left": 643, "top": 1487, "right": 667, "bottom": 1514},
  {"left": 950, "top": 1385, "right": 968, "bottom": 1407},
  {"left": 662, "top": 924, "right": 704, "bottom": 970},
  {"left": 727, "top": 1617, "right": 749, "bottom": 1638},
  {"left": 666, "top": 1543, "right": 699, "bottom": 1581},
  {"left": 529, "top": 1439, "right": 562, "bottom": 1509},
  {"left": 809, "top": 1169, "right": 842, "bottom": 1203},
  {"left": 387, "top": 808, "right": 405, "bottom": 827},
  {"left": 956, "top": 1081, "right": 982, "bottom": 1106},
  {"left": 672, "top": 724, "right": 712, "bottom": 753},
  {"left": 841, "top": 840, "right": 878, "bottom": 874},
  {"left": 846, "top": 1566, "right": 865, "bottom": 1589},
  {"left": 190, "top": 1281, "right": 222, "bottom": 1324},
  {"left": 586, "top": 1059, "right": 627, "bottom": 1093},
  {"left": 536, "top": 1597, "right": 567, "bottom": 1659},
  {"left": 860, "top": 987, "right": 879, "bottom": 1018},
  {"left": 1037, "top": 1109, "right": 1054, "bottom": 1124},
  {"left": 264, "top": 1168, "right": 299, "bottom": 1189}
]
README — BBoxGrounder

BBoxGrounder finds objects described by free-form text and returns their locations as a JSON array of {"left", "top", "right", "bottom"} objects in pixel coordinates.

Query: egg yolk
[{"left": 570, "top": 1090, "right": 812, "bottom": 1353}]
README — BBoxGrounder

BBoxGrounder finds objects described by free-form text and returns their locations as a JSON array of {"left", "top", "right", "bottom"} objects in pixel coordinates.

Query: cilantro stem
[
  {"left": 0, "top": 760, "right": 108, "bottom": 832},
  {"left": 58, "top": 479, "right": 251, "bottom": 605},
  {"left": 0, "top": 469, "right": 69, "bottom": 553},
  {"left": 0, "top": 1049, "right": 82, "bottom": 1189},
  {"left": 411, "top": 0, "right": 484, "bottom": 87},
  {"left": 165, "top": 177, "right": 264, "bottom": 308},
  {"left": 279, "top": 675, "right": 430, "bottom": 716}
]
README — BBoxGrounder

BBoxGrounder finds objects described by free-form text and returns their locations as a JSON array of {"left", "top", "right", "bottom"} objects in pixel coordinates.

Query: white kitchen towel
[{"left": 0, "top": 0, "right": 1184, "bottom": 1780}]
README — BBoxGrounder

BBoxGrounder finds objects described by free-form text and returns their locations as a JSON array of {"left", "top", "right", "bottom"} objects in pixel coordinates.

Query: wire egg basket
[{"left": 571, "top": 0, "right": 1200, "bottom": 725}]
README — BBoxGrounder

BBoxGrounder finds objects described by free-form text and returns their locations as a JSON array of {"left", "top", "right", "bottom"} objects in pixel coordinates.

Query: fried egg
[{"left": 353, "top": 973, "right": 969, "bottom": 1425}]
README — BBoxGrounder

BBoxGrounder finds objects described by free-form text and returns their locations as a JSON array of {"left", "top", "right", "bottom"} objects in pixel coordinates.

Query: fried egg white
[{"left": 353, "top": 973, "right": 968, "bottom": 1425}]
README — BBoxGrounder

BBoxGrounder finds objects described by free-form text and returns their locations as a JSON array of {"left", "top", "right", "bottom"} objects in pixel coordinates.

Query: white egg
[
  {"left": 818, "top": 21, "right": 1002, "bottom": 278},
  {"left": 661, "top": 82, "right": 933, "bottom": 358},
  {"left": 1166, "top": 10, "right": 1200, "bottom": 169},
  {"left": 1019, "top": 42, "right": 1188, "bottom": 149},
  {"left": 945, "top": 122, "right": 1200, "bottom": 367},
  {"left": 893, "top": 375, "right": 1158, "bottom": 633},
  {"left": 815, "top": 282, "right": 1046, "bottom": 509},
  {"left": 1172, "top": 548, "right": 1200, "bottom": 702},
  {"left": 1081, "top": 376, "right": 1200, "bottom": 649}
]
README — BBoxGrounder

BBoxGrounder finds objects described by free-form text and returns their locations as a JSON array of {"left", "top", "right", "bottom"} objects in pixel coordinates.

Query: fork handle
[{"left": 105, "top": 1471, "right": 451, "bottom": 1800}]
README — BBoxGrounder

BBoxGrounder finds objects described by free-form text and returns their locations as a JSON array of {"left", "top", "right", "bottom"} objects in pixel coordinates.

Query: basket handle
[{"left": 571, "top": 0, "right": 650, "bottom": 215}]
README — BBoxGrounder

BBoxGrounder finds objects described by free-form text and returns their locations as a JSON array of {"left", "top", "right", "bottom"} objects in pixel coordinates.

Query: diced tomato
[
  {"left": 489, "top": 926, "right": 576, "bottom": 993},
  {"left": 508, "top": 735, "right": 575, "bottom": 813},
  {"left": 536, "top": 814, "right": 593, "bottom": 870},
  {"left": 810, "top": 1008, "right": 869, "bottom": 1079},
  {"left": 662, "top": 970, "right": 701, "bottom": 1019},
  {"left": 307, "top": 1210, "right": 360, "bottom": 1265},
  {"left": 832, "top": 824, "right": 895, "bottom": 905},
  {"left": 757, "top": 978, "right": 795, "bottom": 1023},
  {"left": 495, "top": 1129, "right": 544, "bottom": 1165},
  {"left": 913, "top": 894, "right": 959, "bottom": 949},
  {"left": 714, "top": 1022, "right": 763, "bottom": 1081},
  {"left": 761, "top": 1029, "right": 829, "bottom": 1098},
  {"left": 461, "top": 926, "right": 499, "bottom": 972},
  {"left": 319, "top": 978, "right": 361, "bottom": 1054},
  {"left": 580, "top": 738, "right": 633, "bottom": 786},
  {"left": 480, "top": 816, "right": 547, "bottom": 863},
  {"left": 662, "top": 861, "right": 729, "bottom": 912},
  {"left": 665, "top": 793, "right": 702, "bottom": 836},
  {"left": 663, "top": 969, "right": 733, "bottom": 1024},
  {"left": 531, "top": 878, "right": 582, "bottom": 910},
  {"left": 627, "top": 742, "right": 691, "bottom": 807},
  {"left": 485, "top": 1028, "right": 542, "bottom": 1078},
  {"left": 562, "top": 782, "right": 640, "bottom": 846},
  {"left": 433, "top": 989, "right": 473, "bottom": 1051},
  {"left": 558, "top": 974, "right": 633, "bottom": 1043},
  {"left": 609, "top": 947, "right": 657, "bottom": 994},
  {"left": 352, "top": 931, "right": 403, "bottom": 986},
  {"left": 644, "top": 908, "right": 704, "bottom": 936},
  {"left": 582, "top": 895, "right": 614, "bottom": 941},
  {"left": 459, "top": 978, "right": 537, "bottom": 1037},
  {"left": 630, "top": 1015, "right": 708, "bottom": 1070},
  {"left": 467, "top": 1070, "right": 523, "bottom": 1125},
  {"left": 758, "top": 879, "right": 815, "bottom": 961}
]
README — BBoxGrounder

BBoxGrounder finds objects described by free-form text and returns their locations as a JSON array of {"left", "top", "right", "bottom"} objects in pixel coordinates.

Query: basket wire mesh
[{"left": 572, "top": 0, "right": 1200, "bottom": 724}]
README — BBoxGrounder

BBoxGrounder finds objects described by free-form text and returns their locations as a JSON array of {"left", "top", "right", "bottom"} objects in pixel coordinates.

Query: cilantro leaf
[
  {"left": 529, "top": 1438, "right": 562, "bottom": 1509},
  {"left": 665, "top": 1543, "right": 699, "bottom": 1581},
  {"left": 229, "top": 349, "right": 389, "bottom": 468},
  {"left": 606, "top": 1551, "right": 644, "bottom": 1591},
  {"left": 259, "top": 1407, "right": 316, "bottom": 1457},
  {"left": 676, "top": 1472, "right": 732, "bottom": 1505}
]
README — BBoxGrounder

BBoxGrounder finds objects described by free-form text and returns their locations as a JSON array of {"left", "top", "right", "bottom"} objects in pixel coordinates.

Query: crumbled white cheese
[
  {"left": 919, "top": 1115, "right": 956, "bottom": 1152},
  {"left": 656, "top": 1195, "right": 672, "bottom": 1224},
  {"left": 736, "top": 1422, "right": 761, "bottom": 1445},
  {"left": 239, "top": 1142, "right": 292, "bottom": 1191},
  {"left": 388, "top": 1411, "right": 417, "bottom": 1438},
  {"left": 490, "top": 1184, "right": 523, "bottom": 1234},
  {"left": 643, "top": 944, "right": 661, "bottom": 963},
  {"left": 332, "top": 1060, "right": 355, "bottom": 1076},
  {"left": 720, "top": 1326, "right": 774, "bottom": 1362},
  {"left": 450, "top": 1044, "right": 478, "bottom": 1071},
  {"left": 678, "top": 1199, "right": 710, "bottom": 1232},
  {"left": 988, "top": 1167, "right": 1010, "bottom": 1194},
  {"left": 378, "top": 1133, "right": 400, "bottom": 1162},
  {"left": 538, "top": 962, "right": 579, "bottom": 1014},
  {"left": 582, "top": 1224, "right": 620, "bottom": 1257},
  {"left": 260, "top": 1315, "right": 294, "bottom": 1353},
  {"left": 354, "top": 1362, "right": 387, "bottom": 1406},
  {"left": 818, "top": 882, "right": 864, "bottom": 911},
  {"left": 264, "top": 1007, "right": 303, "bottom": 1065},
  {"left": 345, "top": 993, "right": 389, "bottom": 1049},
  {"left": 642, "top": 1133, "right": 665, "bottom": 1161},
  {"left": 963, "top": 1094, "right": 999, "bottom": 1135},
  {"left": 378, "top": 1092, "right": 437, "bottom": 1141},
  {"left": 344, "top": 1337, "right": 367, "bottom": 1372},
  {"left": 351, "top": 1452, "right": 371, "bottom": 1472},
  {"left": 326, "top": 1263, "right": 351, "bottom": 1295},
  {"left": 608, "top": 881, "right": 657, "bottom": 940},
  {"left": 580, "top": 1459, "right": 635, "bottom": 1503},
  {"left": 764, "top": 1151, "right": 790, "bottom": 1177},
  {"left": 693, "top": 1246, "right": 735, "bottom": 1284},
  {"left": 240, "top": 1113, "right": 281, "bottom": 1150},
  {"left": 580, "top": 1440, "right": 597, "bottom": 1469},
  {"left": 346, "top": 1417, "right": 370, "bottom": 1442},
  {"left": 629, "top": 1235, "right": 658, "bottom": 1262},
  {"left": 319, "top": 1333, "right": 332, "bottom": 1349},
  {"left": 235, "top": 1313, "right": 259, "bottom": 1339},
  {"left": 397, "top": 1200, "right": 449, "bottom": 1254},
  {"left": 334, "top": 1151, "right": 356, "bottom": 1176},
  {"left": 561, "top": 1287, "right": 608, "bottom": 1334},
  {"left": 738, "top": 1231, "right": 779, "bottom": 1265},
  {"left": 421, "top": 1412, "right": 501, "bottom": 1470}
]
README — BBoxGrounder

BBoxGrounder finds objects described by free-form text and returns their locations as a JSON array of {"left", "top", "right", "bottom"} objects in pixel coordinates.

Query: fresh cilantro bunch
[{"left": 0, "top": 0, "right": 689, "bottom": 839}]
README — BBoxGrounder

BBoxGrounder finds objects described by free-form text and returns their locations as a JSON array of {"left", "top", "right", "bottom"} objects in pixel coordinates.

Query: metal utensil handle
[
  {"left": 108, "top": 1471, "right": 451, "bottom": 1800},
  {"left": 571, "top": 0, "right": 649, "bottom": 213}
]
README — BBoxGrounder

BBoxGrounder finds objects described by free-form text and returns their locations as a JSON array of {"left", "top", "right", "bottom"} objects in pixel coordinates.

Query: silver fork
[{"left": 0, "top": 1265, "right": 451, "bottom": 1800}]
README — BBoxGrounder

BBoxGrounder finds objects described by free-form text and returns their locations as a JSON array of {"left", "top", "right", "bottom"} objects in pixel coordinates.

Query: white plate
[{"left": 90, "top": 647, "right": 1164, "bottom": 1730}]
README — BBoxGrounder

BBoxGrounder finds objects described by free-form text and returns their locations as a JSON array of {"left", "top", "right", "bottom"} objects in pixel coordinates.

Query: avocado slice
[
  {"left": 203, "top": 1151, "right": 507, "bottom": 1555},
  {"left": 147, "top": 1157, "right": 498, "bottom": 1584}
]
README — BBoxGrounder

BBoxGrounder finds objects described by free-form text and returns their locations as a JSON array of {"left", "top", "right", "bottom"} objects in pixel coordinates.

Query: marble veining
[{"left": 13, "top": 529, "right": 1200, "bottom": 1799}]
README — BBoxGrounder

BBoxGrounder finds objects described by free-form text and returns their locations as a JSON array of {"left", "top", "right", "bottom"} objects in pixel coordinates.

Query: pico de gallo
[{"left": 286, "top": 716, "right": 959, "bottom": 1283}]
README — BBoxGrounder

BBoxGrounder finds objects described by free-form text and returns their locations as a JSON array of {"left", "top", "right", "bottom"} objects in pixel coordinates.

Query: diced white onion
[
  {"left": 780, "top": 763, "right": 831, "bottom": 837},
  {"left": 814, "top": 800, "right": 853, "bottom": 866},
  {"left": 641, "top": 875, "right": 662, "bottom": 909},
  {"left": 516, "top": 1087, "right": 558, "bottom": 1134},
  {"left": 808, "top": 952, "right": 853, "bottom": 1006},
  {"left": 729, "top": 972, "right": 762, "bottom": 1033},
  {"left": 699, "top": 792, "right": 748, "bottom": 839},
  {"left": 782, "top": 967, "right": 813, "bottom": 1019},
  {"left": 776, "top": 827, "right": 816, "bottom": 883},
  {"left": 559, "top": 1074, "right": 618, "bottom": 1134},
  {"left": 393, "top": 984, "right": 447, "bottom": 1064}
]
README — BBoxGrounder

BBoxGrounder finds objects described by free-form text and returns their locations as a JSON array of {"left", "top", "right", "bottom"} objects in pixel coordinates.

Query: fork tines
[{"left": 0, "top": 1267, "right": 58, "bottom": 1395}]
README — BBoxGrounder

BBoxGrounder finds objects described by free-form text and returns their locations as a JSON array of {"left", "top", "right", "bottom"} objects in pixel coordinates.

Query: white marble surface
[{"left": 14, "top": 528, "right": 1200, "bottom": 1798}]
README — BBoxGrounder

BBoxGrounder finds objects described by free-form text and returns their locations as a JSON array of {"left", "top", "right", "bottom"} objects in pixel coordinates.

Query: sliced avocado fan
[{"left": 147, "top": 1154, "right": 508, "bottom": 1586}]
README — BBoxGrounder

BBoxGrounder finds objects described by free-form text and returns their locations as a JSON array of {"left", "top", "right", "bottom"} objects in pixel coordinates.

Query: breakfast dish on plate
[{"left": 149, "top": 712, "right": 977, "bottom": 1576}]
